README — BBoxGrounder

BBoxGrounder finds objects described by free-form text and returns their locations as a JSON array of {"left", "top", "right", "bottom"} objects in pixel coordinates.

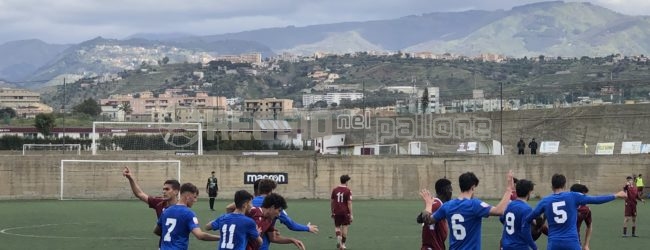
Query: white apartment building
[
  {"left": 385, "top": 86, "right": 418, "bottom": 94},
  {"left": 302, "top": 94, "right": 326, "bottom": 107},
  {"left": 302, "top": 92, "right": 364, "bottom": 106},
  {"left": 417, "top": 87, "right": 440, "bottom": 113},
  {"left": 448, "top": 98, "right": 521, "bottom": 113}
]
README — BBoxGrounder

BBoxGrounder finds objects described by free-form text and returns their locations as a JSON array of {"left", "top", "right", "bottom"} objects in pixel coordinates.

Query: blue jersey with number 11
[
  {"left": 432, "top": 198, "right": 492, "bottom": 250},
  {"left": 210, "top": 213, "right": 259, "bottom": 250}
]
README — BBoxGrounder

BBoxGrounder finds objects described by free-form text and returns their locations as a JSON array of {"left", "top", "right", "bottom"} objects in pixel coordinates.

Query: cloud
[{"left": 0, "top": 0, "right": 649, "bottom": 44}]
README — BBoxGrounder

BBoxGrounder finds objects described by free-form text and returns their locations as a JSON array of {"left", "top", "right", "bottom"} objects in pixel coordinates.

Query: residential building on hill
[
  {"left": 100, "top": 89, "right": 226, "bottom": 121},
  {"left": 0, "top": 88, "right": 53, "bottom": 118},
  {"left": 214, "top": 53, "right": 262, "bottom": 64},
  {"left": 244, "top": 98, "right": 293, "bottom": 119}
]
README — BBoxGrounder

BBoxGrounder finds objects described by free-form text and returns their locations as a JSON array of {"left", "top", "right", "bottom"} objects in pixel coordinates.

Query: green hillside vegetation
[{"left": 41, "top": 53, "right": 650, "bottom": 109}]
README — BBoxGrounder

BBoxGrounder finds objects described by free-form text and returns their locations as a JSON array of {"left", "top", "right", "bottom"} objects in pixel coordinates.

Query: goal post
[
  {"left": 91, "top": 122, "right": 203, "bottom": 155},
  {"left": 23, "top": 144, "right": 82, "bottom": 155},
  {"left": 60, "top": 160, "right": 181, "bottom": 200}
]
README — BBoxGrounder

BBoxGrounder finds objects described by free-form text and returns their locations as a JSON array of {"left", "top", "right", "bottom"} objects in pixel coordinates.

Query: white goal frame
[
  {"left": 59, "top": 159, "right": 181, "bottom": 200},
  {"left": 91, "top": 121, "right": 203, "bottom": 155},
  {"left": 23, "top": 144, "right": 81, "bottom": 155}
]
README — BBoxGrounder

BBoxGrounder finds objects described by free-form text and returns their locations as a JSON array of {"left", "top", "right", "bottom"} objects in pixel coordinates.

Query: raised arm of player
[
  {"left": 525, "top": 199, "right": 546, "bottom": 225},
  {"left": 123, "top": 166, "right": 149, "bottom": 202},
  {"left": 577, "top": 191, "right": 624, "bottom": 206},
  {"left": 490, "top": 170, "right": 514, "bottom": 216},
  {"left": 419, "top": 189, "right": 438, "bottom": 224},
  {"left": 191, "top": 227, "right": 220, "bottom": 241},
  {"left": 278, "top": 210, "right": 314, "bottom": 232},
  {"left": 267, "top": 230, "right": 306, "bottom": 250}
]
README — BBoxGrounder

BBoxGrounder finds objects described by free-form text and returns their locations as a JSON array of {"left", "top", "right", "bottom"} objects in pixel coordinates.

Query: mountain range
[{"left": 3, "top": 1, "right": 650, "bottom": 88}]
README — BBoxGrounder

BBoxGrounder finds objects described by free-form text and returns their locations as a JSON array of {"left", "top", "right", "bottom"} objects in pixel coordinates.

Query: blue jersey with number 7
[
  {"left": 432, "top": 198, "right": 492, "bottom": 250},
  {"left": 157, "top": 205, "right": 200, "bottom": 250}
]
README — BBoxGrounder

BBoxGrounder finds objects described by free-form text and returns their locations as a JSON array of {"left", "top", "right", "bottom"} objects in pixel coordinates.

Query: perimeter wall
[{"left": 1, "top": 154, "right": 648, "bottom": 200}]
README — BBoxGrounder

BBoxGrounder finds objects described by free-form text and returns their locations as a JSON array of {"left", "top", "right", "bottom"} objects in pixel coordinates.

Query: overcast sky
[{"left": 1, "top": 0, "right": 649, "bottom": 44}]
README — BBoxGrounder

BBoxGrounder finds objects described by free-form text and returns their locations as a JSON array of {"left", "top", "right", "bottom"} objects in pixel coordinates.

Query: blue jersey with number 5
[
  {"left": 210, "top": 213, "right": 259, "bottom": 250},
  {"left": 432, "top": 198, "right": 492, "bottom": 250},
  {"left": 157, "top": 205, "right": 200, "bottom": 250},
  {"left": 525, "top": 192, "right": 614, "bottom": 249}
]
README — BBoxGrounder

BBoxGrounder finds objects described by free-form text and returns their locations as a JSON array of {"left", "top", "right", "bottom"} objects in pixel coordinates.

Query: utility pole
[
  {"left": 216, "top": 105, "right": 219, "bottom": 153},
  {"left": 62, "top": 78, "right": 66, "bottom": 154},
  {"left": 362, "top": 80, "right": 365, "bottom": 155},
  {"left": 500, "top": 82, "right": 503, "bottom": 156}
]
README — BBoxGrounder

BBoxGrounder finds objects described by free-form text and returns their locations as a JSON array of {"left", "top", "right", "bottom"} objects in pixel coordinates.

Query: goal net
[
  {"left": 60, "top": 160, "right": 181, "bottom": 200},
  {"left": 23, "top": 144, "right": 82, "bottom": 155},
  {"left": 91, "top": 122, "right": 203, "bottom": 155}
]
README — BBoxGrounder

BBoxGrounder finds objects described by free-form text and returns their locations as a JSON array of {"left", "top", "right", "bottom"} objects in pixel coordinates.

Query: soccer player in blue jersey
[
  {"left": 155, "top": 183, "right": 220, "bottom": 250},
  {"left": 500, "top": 179, "right": 537, "bottom": 250},
  {"left": 251, "top": 179, "right": 319, "bottom": 250},
  {"left": 207, "top": 190, "right": 262, "bottom": 250},
  {"left": 420, "top": 171, "right": 514, "bottom": 250},
  {"left": 525, "top": 173, "right": 627, "bottom": 250}
]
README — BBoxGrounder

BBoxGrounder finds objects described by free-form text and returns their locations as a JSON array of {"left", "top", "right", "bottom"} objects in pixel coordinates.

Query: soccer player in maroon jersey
[
  {"left": 417, "top": 178, "right": 452, "bottom": 250},
  {"left": 123, "top": 166, "right": 181, "bottom": 247},
  {"left": 331, "top": 174, "right": 352, "bottom": 250},
  {"left": 122, "top": 166, "right": 180, "bottom": 218},
  {"left": 623, "top": 176, "right": 643, "bottom": 237},
  {"left": 570, "top": 184, "right": 592, "bottom": 250},
  {"left": 247, "top": 193, "right": 305, "bottom": 250}
]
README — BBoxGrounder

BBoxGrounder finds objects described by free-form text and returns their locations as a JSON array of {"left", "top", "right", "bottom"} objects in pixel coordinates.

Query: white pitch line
[{"left": 0, "top": 223, "right": 149, "bottom": 240}]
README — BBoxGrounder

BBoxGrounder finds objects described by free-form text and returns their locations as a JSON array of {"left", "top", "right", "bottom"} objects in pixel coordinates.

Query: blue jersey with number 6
[
  {"left": 211, "top": 213, "right": 259, "bottom": 250},
  {"left": 432, "top": 198, "right": 492, "bottom": 250},
  {"left": 157, "top": 205, "right": 200, "bottom": 250},
  {"left": 525, "top": 192, "right": 614, "bottom": 250}
]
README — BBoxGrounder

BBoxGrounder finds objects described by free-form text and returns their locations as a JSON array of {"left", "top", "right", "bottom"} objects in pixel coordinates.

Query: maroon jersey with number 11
[{"left": 331, "top": 185, "right": 352, "bottom": 215}]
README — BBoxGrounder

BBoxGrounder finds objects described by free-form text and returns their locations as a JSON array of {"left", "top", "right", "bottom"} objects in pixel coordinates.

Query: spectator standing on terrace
[
  {"left": 517, "top": 138, "right": 526, "bottom": 155},
  {"left": 528, "top": 138, "right": 538, "bottom": 155}
]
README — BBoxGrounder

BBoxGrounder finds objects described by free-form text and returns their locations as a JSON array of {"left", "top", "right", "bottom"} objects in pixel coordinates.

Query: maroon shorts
[
  {"left": 625, "top": 203, "right": 637, "bottom": 217},
  {"left": 333, "top": 214, "right": 351, "bottom": 226}
]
